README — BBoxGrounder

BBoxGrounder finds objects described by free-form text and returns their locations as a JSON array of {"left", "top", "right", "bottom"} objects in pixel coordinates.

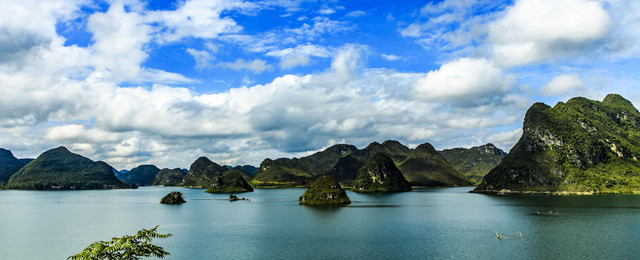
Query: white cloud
[
  {"left": 346, "top": 10, "right": 366, "bottom": 17},
  {"left": 87, "top": 2, "right": 150, "bottom": 81},
  {"left": 485, "top": 129, "right": 522, "bottom": 152},
  {"left": 266, "top": 44, "right": 332, "bottom": 69},
  {"left": 381, "top": 54, "right": 401, "bottom": 61},
  {"left": 540, "top": 74, "right": 584, "bottom": 96},
  {"left": 488, "top": 0, "right": 611, "bottom": 67},
  {"left": 319, "top": 8, "right": 335, "bottom": 15},
  {"left": 45, "top": 124, "right": 120, "bottom": 143},
  {"left": 186, "top": 48, "right": 214, "bottom": 70},
  {"left": 219, "top": 58, "right": 272, "bottom": 73},
  {"left": 146, "top": 0, "right": 245, "bottom": 43},
  {"left": 412, "top": 58, "right": 514, "bottom": 103}
]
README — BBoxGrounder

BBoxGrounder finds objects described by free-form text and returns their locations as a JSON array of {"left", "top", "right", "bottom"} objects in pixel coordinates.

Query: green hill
[
  {"left": 204, "top": 169, "right": 254, "bottom": 193},
  {"left": 474, "top": 94, "right": 640, "bottom": 194},
  {"left": 179, "top": 157, "right": 228, "bottom": 188},
  {"left": 117, "top": 165, "right": 160, "bottom": 186},
  {"left": 6, "top": 147, "right": 129, "bottom": 190},
  {"left": 353, "top": 152, "right": 412, "bottom": 192},
  {"left": 151, "top": 168, "right": 186, "bottom": 186},
  {"left": 0, "top": 148, "right": 26, "bottom": 185},
  {"left": 439, "top": 143, "right": 507, "bottom": 184}
]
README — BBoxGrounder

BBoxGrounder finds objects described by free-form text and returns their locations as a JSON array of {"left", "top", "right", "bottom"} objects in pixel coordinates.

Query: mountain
[
  {"left": 151, "top": 168, "right": 187, "bottom": 186},
  {"left": 439, "top": 143, "right": 507, "bottom": 184},
  {"left": 299, "top": 176, "right": 350, "bottom": 205},
  {"left": 18, "top": 158, "right": 34, "bottom": 165},
  {"left": 0, "top": 148, "right": 26, "bottom": 185},
  {"left": 251, "top": 144, "right": 358, "bottom": 187},
  {"left": 6, "top": 146, "right": 129, "bottom": 190},
  {"left": 204, "top": 169, "right": 254, "bottom": 193},
  {"left": 352, "top": 152, "right": 412, "bottom": 192},
  {"left": 224, "top": 165, "right": 258, "bottom": 176},
  {"left": 178, "top": 157, "right": 228, "bottom": 188},
  {"left": 328, "top": 140, "right": 470, "bottom": 187},
  {"left": 116, "top": 165, "right": 160, "bottom": 186},
  {"left": 474, "top": 94, "right": 640, "bottom": 194}
]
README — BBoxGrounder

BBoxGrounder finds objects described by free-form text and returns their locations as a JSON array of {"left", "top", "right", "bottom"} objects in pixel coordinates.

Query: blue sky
[{"left": 1, "top": 0, "right": 640, "bottom": 169}]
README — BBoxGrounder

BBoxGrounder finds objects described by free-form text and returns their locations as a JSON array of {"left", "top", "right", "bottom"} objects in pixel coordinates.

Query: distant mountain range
[{"left": 252, "top": 140, "right": 471, "bottom": 188}]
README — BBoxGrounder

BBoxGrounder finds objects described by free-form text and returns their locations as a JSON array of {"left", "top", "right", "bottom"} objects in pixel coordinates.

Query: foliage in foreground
[{"left": 68, "top": 226, "right": 171, "bottom": 260}]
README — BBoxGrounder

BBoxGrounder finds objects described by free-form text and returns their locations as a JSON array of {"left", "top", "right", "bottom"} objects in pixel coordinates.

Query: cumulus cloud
[
  {"left": 0, "top": 0, "right": 543, "bottom": 170},
  {"left": 146, "top": 0, "right": 245, "bottom": 43},
  {"left": 412, "top": 58, "right": 514, "bottom": 104},
  {"left": 488, "top": 0, "right": 611, "bottom": 67},
  {"left": 540, "top": 74, "right": 585, "bottom": 96}
]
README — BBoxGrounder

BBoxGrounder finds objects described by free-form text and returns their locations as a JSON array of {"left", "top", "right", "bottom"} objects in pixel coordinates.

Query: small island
[
  {"left": 160, "top": 191, "right": 186, "bottom": 204},
  {"left": 205, "top": 170, "right": 254, "bottom": 193},
  {"left": 299, "top": 176, "right": 350, "bottom": 205}
]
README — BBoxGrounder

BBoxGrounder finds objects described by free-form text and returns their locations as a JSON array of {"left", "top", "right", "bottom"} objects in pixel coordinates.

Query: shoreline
[{"left": 471, "top": 189, "right": 640, "bottom": 195}]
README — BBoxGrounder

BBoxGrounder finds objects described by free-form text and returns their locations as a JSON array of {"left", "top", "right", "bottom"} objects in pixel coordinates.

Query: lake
[{"left": 0, "top": 186, "right": 638, "bottom": 259}]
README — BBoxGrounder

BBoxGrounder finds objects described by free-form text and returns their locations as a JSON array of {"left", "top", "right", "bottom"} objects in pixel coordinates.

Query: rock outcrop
[
  {"left": 160, "top": 191, "right": 186, "bottom": 204},
  {"left": 299, "top": 176, "right": 351, "bottom": 205}
]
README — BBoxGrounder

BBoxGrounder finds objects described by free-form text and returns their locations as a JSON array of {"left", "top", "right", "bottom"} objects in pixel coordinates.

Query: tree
[{"left": 68, "top": 226, "right": 172, "bottom": 260}]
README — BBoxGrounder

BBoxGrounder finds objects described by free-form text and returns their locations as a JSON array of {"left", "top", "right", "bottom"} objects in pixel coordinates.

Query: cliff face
[
  {"left": 439, "top": 143, "right": 507, "bottom": 184},
  {"left": 299, "top": 176, "right": 350, "bottom": 205},
  {"left": 474, "top": 94, "right": 640, "bottom": 194},
  {"left": 352, "top": 152, "right": 412, "bottom": 192}
]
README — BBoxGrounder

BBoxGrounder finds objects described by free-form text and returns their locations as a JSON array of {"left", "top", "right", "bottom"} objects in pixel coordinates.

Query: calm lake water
[{"left": 0, "top": 186, "right": 638, "bottom": 259}]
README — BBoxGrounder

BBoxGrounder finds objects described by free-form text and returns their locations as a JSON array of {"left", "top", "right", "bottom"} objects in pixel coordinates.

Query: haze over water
[{"left": 0, "top": 187, "right": 637, "bottom": 259}]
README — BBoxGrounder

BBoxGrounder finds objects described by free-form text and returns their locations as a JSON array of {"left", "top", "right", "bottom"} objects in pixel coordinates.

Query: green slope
[{"left": 474, "top": 94, "right": 640, "bottom": 194}]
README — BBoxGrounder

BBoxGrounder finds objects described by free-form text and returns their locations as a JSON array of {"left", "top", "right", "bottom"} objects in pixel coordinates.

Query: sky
[{"left": 2, "top": 0, "right": 640, "bottom": 170}]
